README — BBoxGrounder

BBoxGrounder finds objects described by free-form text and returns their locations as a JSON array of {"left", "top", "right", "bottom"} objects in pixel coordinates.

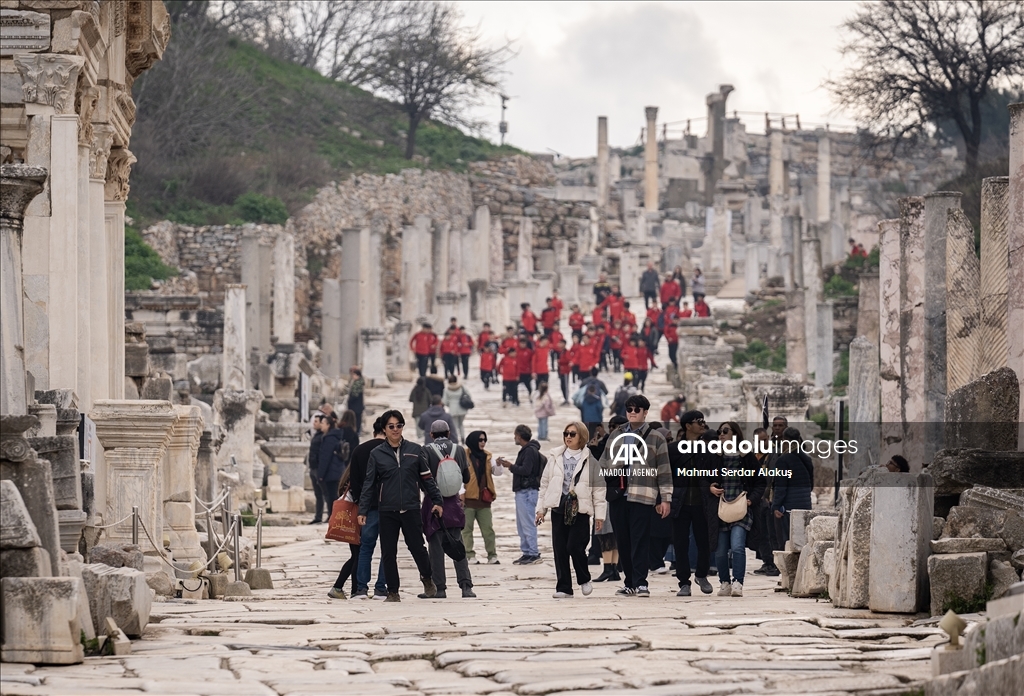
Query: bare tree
[
  {"left": 366, "top": 2, "right": 511, "bottom": 159},
  {"left": 828, "top": 0, "right": 1024, "bottom": 175}
]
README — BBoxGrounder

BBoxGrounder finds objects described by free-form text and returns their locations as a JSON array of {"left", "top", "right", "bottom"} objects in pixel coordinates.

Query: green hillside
[{"left": 129, "top": 31, "right": 518, "bottom": 228}]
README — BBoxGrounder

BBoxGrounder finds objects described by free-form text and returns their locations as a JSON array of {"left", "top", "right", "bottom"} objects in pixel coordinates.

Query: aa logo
[{"left": 608, "top": 432, "right": 649, "bottom": 469}]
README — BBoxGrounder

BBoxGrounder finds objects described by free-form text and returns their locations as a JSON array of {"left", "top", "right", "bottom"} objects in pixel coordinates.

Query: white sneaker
[
  {"left": 552, "top": 591, "right": 572, "bottom": 598},
  {"left": 732, "top": 582, "right": 743, "bottom": 597},
  {"left": 654, "top": 566, "right": 669, "bottom": 575},
  {"left": 581, "top": 581, "right": 593, "bottom": 596},
  {"left": 718, "top": 582, "right": 732, "bottom": 597}
]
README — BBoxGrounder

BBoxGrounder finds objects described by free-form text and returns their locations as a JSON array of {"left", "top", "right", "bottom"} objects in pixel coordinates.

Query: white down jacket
[{"left": 538, "top": 445, "right": 607, "bottom": 521}]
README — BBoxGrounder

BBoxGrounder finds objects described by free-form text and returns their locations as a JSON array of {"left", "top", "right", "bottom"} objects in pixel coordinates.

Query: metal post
[
  {"left": 222, "top": 494, "right": 231, "bottom": 539},
  {"left": 256, "top": 509, "right": 263, "bottom": 569},
  {"left": 835, "top": 399, "right": 845, "bottom": 506},
  {"left": 232, "top": 513, "right": 241, "bottom": 583},
  {"left": 132, "top": 506, "right": 139, "bottom": 545},
  {"left": 205, "top": 508, "right": 215, "bottom": 568}
]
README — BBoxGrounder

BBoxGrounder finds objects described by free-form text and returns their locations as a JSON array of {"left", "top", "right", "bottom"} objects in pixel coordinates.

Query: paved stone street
[{"left": 0, "top": 363, "right": 946, "bottom": 696}]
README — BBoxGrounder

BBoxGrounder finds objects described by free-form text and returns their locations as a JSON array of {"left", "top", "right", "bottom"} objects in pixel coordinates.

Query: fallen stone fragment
[
  {"left": 88, "top": 542, "right": 144, "bottom": 571},
  {"left": 0, "top": 577, "right": 84, "bottom": 664},
  {"left": 926, "top": 552, "right": 987, "bottom": 617},
  {"left": 81, "top": 563, "right": 153, "bottom": 637},
  {"left": 929, "top": 537, "right": 1007, "bottom": 554}
]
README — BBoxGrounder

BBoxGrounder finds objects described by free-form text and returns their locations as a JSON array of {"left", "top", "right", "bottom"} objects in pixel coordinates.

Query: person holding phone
[{"left": 496, "top": 425, "right": 543, "bottom": 565}]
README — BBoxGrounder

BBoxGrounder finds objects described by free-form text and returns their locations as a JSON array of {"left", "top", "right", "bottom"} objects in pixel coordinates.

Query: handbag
[
  {"left": 718, "top": 491, "right": 748, "bottom": 524},
  {"left": 563, "top": 460, "right": 586, "bottom": 525},
  {"left": 459, "top": 388, "right": 474, "bottom": 410},
  {"left": 325, "top": 488, "right": 362, "bottom": 544},
  {"left": 437, "top": 516, "right": 467, "bottom": 562},
  {"left": 480, "top": 485, "right": 496, "bottom": 503}
]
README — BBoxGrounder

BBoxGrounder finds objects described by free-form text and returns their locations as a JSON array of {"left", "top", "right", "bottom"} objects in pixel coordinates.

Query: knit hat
[{"left": 430, "top": 419, "right": 451, "bottom": 434}]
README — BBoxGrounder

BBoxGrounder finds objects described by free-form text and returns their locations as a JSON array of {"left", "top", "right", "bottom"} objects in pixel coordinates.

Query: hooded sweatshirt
[{"left": 508, "top": 439, "right": 543, "bottom": 491}]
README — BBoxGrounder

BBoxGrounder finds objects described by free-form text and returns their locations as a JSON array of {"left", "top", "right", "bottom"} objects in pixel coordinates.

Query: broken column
[
  {"left": 816, "top": 130, "right": 832, "bottom": 262},
  {"left": 786, "top": 290, "right": 807, "bottom": 379},
  {"left": 222, "top": 285, "right": 248, "bottom": 391},
  {"left": 848, "top": 336, "right": 880, "bottom": 476},
  {"left": 272, "top": 231, "right": 295, "bottom": 346},
  {"left": 91, "top": 400, "right": 176, "bottom": 547},
  {"left": 644, "top": 106, "right": 659, "bottom": 212},
  {"left": 339, "top": 227, "right": 366, "bottom": 375},
  {"left": 390, "top": 321, "right": 412, "bottom": 378},
  {"left": 432, "top": 220, "right": 451, "bottom": 303},
  {"left": 868, "top": 472, "right": 933, "bottom": 613},
  {"left": 163, "top": 405, "right": 204, "bottom": 564},
  {"left": 978, "top": 177, "right": 1009, "bottom": 374},
  {"left": 815, "top": 301, "right": 834, "bottom": 389},
  {"left": 856, "top": 272, "right": 879, "bottom": 345},
  {"left": 516, "top": 218, "right": 533, "bottom": 281},
  {"left": 321, "top": 278, "right": 341, "bottom": 379},
  {"left": 597, "top": 116, "right": 609, "bottom": 209},
  {"left": 489, "top": 215, "right": 504, "bottom": 283},
  {"left": 945, "top": 208, "right": 981, "bottom": 392},
  {"left": 212, "top": 388, "right": 262, "bottom": 504},
  {"left": 619, "top": 250, "right": 641, "bottom": 299},
  {"left": 878, "top": 219, "right": 902, "bottom": 459},
  {"left": 1, "top": 577, "right": 85, "bottom": 664},
  {"left": 240, "top": 235, "right": 269, "bottom": 363},
  {"left": 1007, "top": 102, "right": 1024, "bottom": 444},
  {"left": 803, "top": 235, "right": 822, "bottom": 381},
  {"left": 899, "top": 197, "right": 926, "bottom": 467},
  {"left": 768, "top": 130, "right": 785, "bottom": 279}
]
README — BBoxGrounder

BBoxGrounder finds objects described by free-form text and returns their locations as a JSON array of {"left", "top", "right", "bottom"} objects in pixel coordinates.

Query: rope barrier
[
  {"left": 89, "top": 512, "right": 134, "bottom": 530},
  {"left": 136, "top": 517, "right": 181, "bottom": 573},
  {"left": 195, "top": 489, "right": 229, "bottom": 513}
]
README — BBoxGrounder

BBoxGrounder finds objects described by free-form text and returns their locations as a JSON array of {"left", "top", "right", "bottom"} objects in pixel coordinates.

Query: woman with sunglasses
[
  {"left": 535, "top": 422, "right": 606, "bottom": 598},
  {"left": 708, "top": 422, "right": 765, "bottom": 598},
  {"left": 462, "top": 431, "right": 500, "bottom": 565}
]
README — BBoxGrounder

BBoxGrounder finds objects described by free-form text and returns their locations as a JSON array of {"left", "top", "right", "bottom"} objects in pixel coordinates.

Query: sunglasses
[
  {"left": 478, "top": 437, "right": 487, "bottom": 442},
  {"left": 386, "top": 423, "right": 404, "bottom": 430},
  {"left": 563, "top": 431, "right": 578, "bottom": 439},
  {"left": 719, "top": 428, "right": 732, "bottom": 435},
  {"left": 625, "top": 406, "right": 645, "bottom": 413}
]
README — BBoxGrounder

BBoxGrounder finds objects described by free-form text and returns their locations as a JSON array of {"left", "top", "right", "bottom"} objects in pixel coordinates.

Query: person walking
[
  {"left": 598, "top": 395, "right": 672, "bottom": 597},
  {"left": 457, "top": 326, "right": 474, "bottom": 377},
  {"left": 771, "top": 427, "right": 814, "bottom": 550},
  {"left": 422, "top": 421, "right": 476, "bottom": 598},
  {"left": 462, "top": 431, "right": 499, "bottom": 565},
  {"left": 346, "top": 367, "right": 365, "bottom": 435},
  {"left": 318, "top": 411, "right": 359, "bottom": 517},
  {"left": 640, "top": 263, "right": 660, "bottom": 309},
  {"left": 534, "top": 382, "right": 556, "bottom": 441},
  {"left": 750, "top": 427, "right": 780, "bottom": 577},
  {"left": 417, "top": 395, "right": 456, "bottom": 445},
  {"left": 348, "top": 417, "right": 388, "bottom": 600},
  {"left": 497, "top": 425, "right": 544, "bottom": 564},
  {"left": 327, "top": 463, "right": 361, "bottom": 599},
  {"left": 498, "top": 348, "right": 520, "bottom": 406},
  {"left": 536, "top": 422, "right": 605, "bottom": 598},
  {"left": 709, "top": 422, "right": 765, "bottom": 598},
  {"left": 410, "top": 323, "right": 438, "bottom": 377},
  {"left": 357, "top": 410, "right": 443, "bottom": 602},
  {"left": 691, "top": 268, "right": 705, "bottom": 302},
  {"left": 307, "top": 410, "right": 328, "bottom": 524},
  {"left": 591, "top": 414, "right": 625, "bottom": 582},
  {"left": 440, "top": 329, "right": 459, "bottom": 379},
  {"left": 668, "top": 410, "right": 714, "bottom": 596},
  {"left": 409, "top": 377, "right": 431, "bottom": 441},
  {"left": 442, "top": 375, "right": 471, "bottom": 442},
  {"left": 479, "top": 344, "right": 497, "bottom": 390}
]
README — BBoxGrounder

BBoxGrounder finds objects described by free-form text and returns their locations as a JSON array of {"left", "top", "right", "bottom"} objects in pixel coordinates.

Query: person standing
[
  {"left": 660, "top": 275, "right": 682, "bottom": 308},
  {"left": 691, "top": 268, "right": 705, "bottom": 303},
  {"left": 498, "top": 348, "right": 520, "bottom": 406},
  {"left": 479, "top": 344, "right": 497, "bottom": 390},
  {"left": 357, "top": 410, "right": 443, "bottom": 602},
  {"left": 346, "top": 367, "right": 365, "bottom": 435},
  {"left": 497, "top": 425, "right": 544, "bottom": 564},
  {"left": 442, "top": 375, "right": 470, "bottom": 443},
  {"left": 348, "top": 417, "right": 388, "bottom": 600},
  {"left": 709, "top": 422, "right": 765, "bottom": 598},
  {"left": 534, "top": 382, "right": 555, "bottom": 441},
  {"left": 440, "top": 329, "right": 459, "bottom": 379},
  {"left": 410, "top": 323, "right": 437, "bottom": 377},
  {"left": 457, "top": 326, "right": 474, "bottom": 377},
  {"left": 318, "top": 411, "right": 359, "bottom": 517},
  {"left": 750, "top": 426, "right": 780, "bottom": 578},
  {"left": 417, "top": 395, "right": 456, "bottom": 445},
  {"left": 307, "top": 411, "right": 328, "bottom": 524},
  {"left": 462, "top": 431, "right": 499, "bottom": 565},
  {"left": 591, "top": 414, "right": 625, "bottom": 582},
  {"left": 520, "top": 302, "right": 538, "bottom": 335},
  {"left": 593, "top": 273, "right": 612, "bottom": 306},
  {"left": 409, "top": 377, "right": 431, "bottom": 441},
  {"left": 771, "top": 427, "right": 814, "bottom": 551},
  {"left": 327, "top": 462, "right": 363, "bottom": 599},
  {"left": 598, "top": 395, "right": 673, "bottom": 597},
  {"left": 668, "top": 410, "right": 713, "bottom": 596},
  {"left": 536, "top": 422, "right": 605, "bottom": 598},
  {"left": 640, "top": 263, "right": 660, "bottom": 309},
  {"left": 422, "top": 421, "right": 476, "bottom": 598}
]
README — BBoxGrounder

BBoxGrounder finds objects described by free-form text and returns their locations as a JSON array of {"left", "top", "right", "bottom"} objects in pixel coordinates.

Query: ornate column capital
[
  {"left": 0, "top": 164, "right": 48, "bottom": 229},
  {"left": 76, "top": 86, "right": 99, "bottom": 145},
  {"left": 89, "top": 125, "right": 114, "bottom": 181},
  {"left": 13, "top": 53, "right": 85, "bottom": 115},
  {"left": 104, "top": 147, "right": 135, "bottom": 202}
]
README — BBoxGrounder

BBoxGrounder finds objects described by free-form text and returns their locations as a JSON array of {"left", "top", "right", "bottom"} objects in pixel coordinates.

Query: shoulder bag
[
  {"left": 563, "top": 459, "right": 586, "bottom": 525},
  {"left": 718, "top": 491, "right": 748, "bottom": 524}
]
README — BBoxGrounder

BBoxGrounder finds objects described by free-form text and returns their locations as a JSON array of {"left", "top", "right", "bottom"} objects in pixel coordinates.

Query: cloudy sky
[{"left": 457, "top": 1, "right": 861, "bottom": 157}]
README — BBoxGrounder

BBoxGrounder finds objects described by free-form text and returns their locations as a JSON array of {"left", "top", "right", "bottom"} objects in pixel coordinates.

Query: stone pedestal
[
  {"left": 868, "top": 472, "right": 933, "bottom": 613},
  {"left": 1, "top": 577, "right": 84, "bottom": 664},
  {"left": 619, "top": 250, "right": 641, "bottom": 298},
  {"left": 360, "top": 327, "right": 390, "bottom": 386},
  {"left": 435, "top": 290, "right": 459, "bottom": 331},
  {"left": 91, "top": 400, "right": 176, "bottom": 547},
  {"left": 163, "top": 405, "right": 204, "bottom": 564},
  {"left": 848, "top": 337, "right": 880, "bottom": 477},
  {"left": 554, "top": 239, "right": 570, "bottom": 270},
  {"left": 273, "top": 232, "right": 295, "bottom": 345},
  {"left": 558, "top": 265, "right": 581, "bottom": 305},
  {"left": 946, "top": 208, "right": 981, "bottom": 392},
  {"left": 484, "top": 286, "right": 509, "bottom": 330},
  {"left": 978, "top": 177, "right": 1009, "bottom": 375},
  {"left": 212, "top": 389, "right": 262, "bottom": 504},
  {"left": 534, "top": 273, "right": 555, "bottom": 310},
  {"left": 899, "top": 198, "right": 926, "bottom": 467},
  {"left": 222, "top": 285, "right": 248, "bottom": 391},
  {"left": 390, "top": 321, "right": 412, "bottom": 377}
]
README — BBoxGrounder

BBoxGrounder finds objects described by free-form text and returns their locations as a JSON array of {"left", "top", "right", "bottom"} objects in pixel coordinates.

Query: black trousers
[
  {"left": 416, "top": 355, "right": 429, "bottom": 377},
  {"left": 668, "top": 342, "right": 678, "bottom": 366},
  {"left": 311, "top": 472, "right": 325, "bottom": 521},
  {"left": 672, "top": 504, "right": 710, "bottom": 586},
  {"left": 551, "top": 510, "right": 591, "bottom": 594},
  {"left": 322, "top": 479, "right": 340, "bottom": 518},
  {"left": 443, "top": 354, "right": 458, "bottom": 378},
  {"left": 461, "top": 355, "right": 470, "bottom": 376},
  {"left": 644, "top": 291, "right": 658, "bottom": 309},
  {"left": 503, "top": 380, "right": 519, "bottom": 405},
  {"left": 636, "top": 369, "right": 648, "bottom": 390},
  {"left": 774, "top": 510, "right": 790, "bottom": 550},
  {"left": 609, "top": 498, "right": 652, "bottom": 589},
  {"left": 333, "top": 543, "right": 359, "bottom": 592},
  {"left": 559, "top": 373, "right": 570, "bottom": 402},
  {"left": 519, "top": 373, "right": 533, "bottom": 396},
  {"left": 481, "top": 369, "right": 492, "bottom": 389},
  {"left": 755, "top": 500, "right": 774, "bottom": 564},
  {"left": 378, "top": 510, "right": 433, "bottom": 593}
]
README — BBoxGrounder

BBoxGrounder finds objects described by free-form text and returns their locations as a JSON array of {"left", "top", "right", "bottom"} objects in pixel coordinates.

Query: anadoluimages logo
[{"left": 608, "top": 432, "right": 649, "bottom": 469}]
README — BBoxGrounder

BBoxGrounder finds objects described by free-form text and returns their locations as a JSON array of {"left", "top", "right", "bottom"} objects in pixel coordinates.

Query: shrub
[
  {"left": 732, "top": 339, "right": 787, "bottom": 372},
  {"left": 824, "top": 274, "right": 857, "bottom": 298},
  {"left": 235, "top": 192, "right": 288, "bottom": 224},
  {"left": 125, "top": 227, "right": 177, "bottom": 291}
]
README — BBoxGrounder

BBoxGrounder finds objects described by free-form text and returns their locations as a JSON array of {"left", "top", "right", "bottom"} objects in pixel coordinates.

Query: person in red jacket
[
  {"left": 548, "top": 323, "right": 564, "bottom": 371},
  {"left": 498, "top": 348, "right": 520, "bottom": 406},
  {"left": 634, "top": 339, "right": 656, "bottom": 390},
  {"left": 410, "top": 323, "right": 437, "bottom": 377},
  {"left": 679, "top": 301, "right": 693, "bottom": 319},
  {"left": 577, "top": 335, "right": 598, "bottom": 374},
  {"left": 520, "top": 303, "right": 538, "bottom": 335},
  {"left": 540, "top": 298, "right": 558, "bottom": 333},
  {"left": 646, "top": 304, "right": 662, "bottom": 328},
  {"left": 479, "top": 344, "right": 497, "bottom": 390},
  {"left": 608, "top": 321, "right": 625, "bottom": 371},
  {"left": 550, "top": 291, "right": 564, "bottom": 320},
  {"left": 622, "top": 301, "right": 637, "bottom": 331},
  {"left": 619, "top": 337, "right": 638, "bottom": 375},
  {"left": 517, "top": 337, "right": 535, "bottom": 400},
  {"left": 499, "top": 326, "right": 519, "bottom": 356},
  {"left": 477, "top": 322, "right": 494, "bottom": 353},
  {"left": 694, "top": 298, "right": 711, "bottom": 318},
  {"left": 568, "top": 305, "right": 586, "bottom": 338},
  {"left": 660, "top": 395, "right": 687, "bottom": 423},
  {"left": 457, "top": 326, "right": 474, "bottom": 377},
  {"left": 556, "top": 339, "right": 573, "bottom": 404},
  {"left": 532, "top": 335, "right": 551, "bottom": 388},
  {"left": 591, "top": 304, "right": 605, "bottom": 328},
  {"left": 593, "top": 324, "right": 609, "bottom": 371},
  {"left": 440, "top": 329, "right": 459, "bottom": 379},
  {"left": 602, "top": 286, "right": 626, "bottom": 322},
  {"left": 660, "top": 277, "right": 681, "bottom": 306},
  {"left": 566, "top": 335, "right": 582, "bottom": 384},
  {"left": 664, "top": 317, "right": 679, "bottom": 367}
]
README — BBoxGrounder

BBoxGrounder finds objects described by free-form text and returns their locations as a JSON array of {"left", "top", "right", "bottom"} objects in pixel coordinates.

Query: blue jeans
[
  {"left": 716, "top": 524, "right": 748, "bottom": 585},
  {"left": 355, "top": 509, "right": 387, "bottom": 594},
  {"left": 537, "top": 417, "right": 549, "bottom": 440},
  {"left": 515, "top": 489, "right": 539, "bottom": 556}
]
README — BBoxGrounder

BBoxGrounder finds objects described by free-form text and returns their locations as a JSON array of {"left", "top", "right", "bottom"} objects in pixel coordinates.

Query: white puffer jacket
[{"left": 538, "top": 445, "right": 607, "bottom": 521}]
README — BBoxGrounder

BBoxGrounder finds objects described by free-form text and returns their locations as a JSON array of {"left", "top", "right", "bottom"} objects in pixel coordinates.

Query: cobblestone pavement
[{"left": 1, "top": 362, "right": 941, "bottom": 696}]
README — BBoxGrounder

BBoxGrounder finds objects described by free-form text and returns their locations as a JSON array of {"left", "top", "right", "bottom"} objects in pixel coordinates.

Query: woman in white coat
[{"left": 536, "top": 421, "right": 607, "bottom": 598}]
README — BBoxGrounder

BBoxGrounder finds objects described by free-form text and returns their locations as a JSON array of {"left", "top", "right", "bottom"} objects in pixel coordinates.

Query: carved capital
[
  {"left": 76, "top": 85, "right": 99, "bottom": 144},
  {"left": 13, "top": 53, "right": 85, "bottom": 114},
  {"left": 0, "top": 164, "right": 48, "bottom": 228},
  {"left": 126, "top": 0, "right": 170, "bottom": 79},
  {"left": 89, "top": 125, "right": 114, "bottom": 181},
  {"left": 104, "top": 147, "right": 135, "bottom": 202}
]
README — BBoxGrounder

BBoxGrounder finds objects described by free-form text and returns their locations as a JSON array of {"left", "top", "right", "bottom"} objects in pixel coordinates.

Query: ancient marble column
[
  {"left": 1, "top": 165, "right": 47, "bottom": 416},
  {"left": 368, "top": 226, "right": 385, "bottom": 329},
  {"left": 48, "top": 112, "right": 80, "bottom": 393},
  {"left": 321, "top": 278, "right": 341, "bottom": 379},
  {"left": 76, "top": 137, "right": 91, "bottom": 411},
  {"left": 517, "top": 217, "right": 533, "bottom": 281},
  {"left": 644, "top": 106, "right": 659, "bottom": 211},
  {"left": 432, "top": 221, "right": 451, "bottom": 299},
  {"left": 856, "top": 272, "right": 879, "bottom": 345},
  {"left": 390, "top": 321, "right": 412, "bottom": 377},
  {"left": 340, "top": 228, "right": 365, "bottom": 375},
  {"left": 744, "top": 242, "right": 760, "bottom": 295},
  {"left": 815, "top": 301, "right": 834, "bottom": 389},
  {"left": 786, "top": 290, "right": 807, "bottom": 379},
  {"left": 402, "top": 223, "right": 424, "bottom": 323},
  {"left": 553, "top": 239, "right": 570, "bottom": 271},
  {"left": 88, "top": 127, "right": 113, "bottom": 403},
  {"left": 559, "top": 265, "right": 581, "bottom": 305},
  {"left": 1007, "top": 102, "right": 1024, "bottom": 439},
  {"left": 597, "top": 116, "right": 609, "bottom": 208},
  {"left": 360, "top": 328, "right": 390, "bottom": 386},
  {"left": 222, "top": 284, "right": 248, "bottom": 391},
  {"left": 848, "top": 336, "right": 880, "bottom": 477},
  {"left": 489, "top": 216, "right": 505, "bottom": 283},
  {"left": 272, "top": 231, "right": 295, "bottom": 346},
  {"left": 898, "top": 197, "right": 926, "bottom": 467},
  {"left": 923, "top": 191, "right": 961, "bottom": 438},
  {"left": 619, "top": 250, "right": 641, "bottom": 298},
  {"left": 212, "top": 389, "right": 262, "bottom": 504},
  {"left": 816, "top": 131, "right": 831, "bottom": 226},
  {"left": 91, "top": 400, "right": 176, "bottom": 547},
  {"left": 803, "top": 236, "right": 822, "bottom": 383},
  {"left": 877, "top": 219, "right": 903, "bottom": 459},
  {"left": 484, "top": 286, "right": 509, "bottom": 329},
  {"left": 241, "top": 235, "right": 270, "bottom": 358},
  {"left": 163, "top": 405, "right": 205, "bottom": 564},
  {"left": 978, "top": 177, "right": 1009, "bottom": 374},
  {"left": 945, "top": 208, "right": 981, "bottom": 392}
]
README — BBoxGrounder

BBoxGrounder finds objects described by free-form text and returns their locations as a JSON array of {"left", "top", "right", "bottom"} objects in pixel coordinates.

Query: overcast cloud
[{"left": 457, "top": 1, "right": 860, "bottom": 156}]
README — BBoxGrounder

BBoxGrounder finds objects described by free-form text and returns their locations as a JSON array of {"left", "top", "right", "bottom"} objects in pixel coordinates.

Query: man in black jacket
[
  {"left": 668, "top": 410, "right": 714, "bottom": 596},
  {"left": 497, "top": 424, "right": 543, "bottom": 564},
  {"left": 307, "top": 412, "right": 327, "bottom": 524},
  {"left": 349, "top": 417, "right": 388, "bottom": 599},
  {"left": 358, "top": 410, "right": 443, "bottom": 602}
]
